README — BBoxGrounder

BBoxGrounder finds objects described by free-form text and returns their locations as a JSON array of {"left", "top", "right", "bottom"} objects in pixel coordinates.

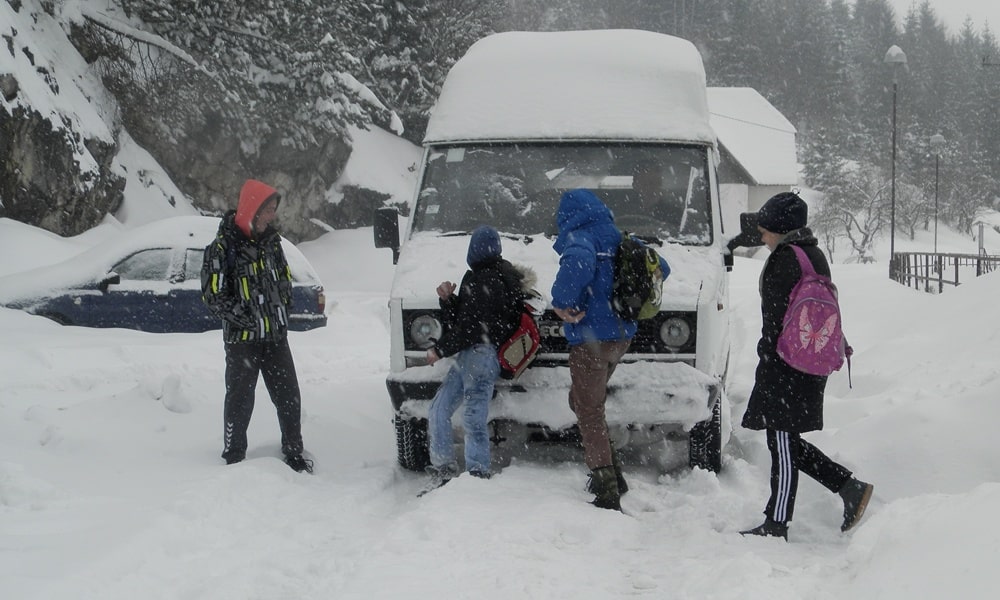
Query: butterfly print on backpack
[{"left": 796, "top": 306, "right": 839, "bottom": 354}]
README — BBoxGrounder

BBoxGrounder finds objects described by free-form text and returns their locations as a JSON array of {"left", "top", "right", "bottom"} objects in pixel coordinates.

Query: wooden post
[
  {"left": 937, "top": 255, "right": 943, "bottom": 293},
  {"left": 924, "top": 254, "right": 930, "bottom": 292}
]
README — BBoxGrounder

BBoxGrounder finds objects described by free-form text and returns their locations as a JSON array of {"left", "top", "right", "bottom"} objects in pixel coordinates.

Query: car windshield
[
  {"left": 411, "top": 143, "right": 713, "bottom": 245},
  {"left": 112, "top": 248, "right": 172, "bottom": 281}
]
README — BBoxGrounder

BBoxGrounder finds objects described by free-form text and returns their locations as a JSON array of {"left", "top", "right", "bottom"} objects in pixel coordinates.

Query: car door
[
  {"left": 82, "top": 248, "right": 174, "bottom": 331},
  {"left": 165, "top": 247, "right": 218, "bottom": 333}
]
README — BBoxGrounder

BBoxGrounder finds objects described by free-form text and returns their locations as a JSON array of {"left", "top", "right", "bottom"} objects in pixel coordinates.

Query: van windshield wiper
[
  {"left": 439, "top": 231, "right": 535, "bottom": 245},
  {"left": 633, "top": 234, "right": 664, "bottom": 246}
]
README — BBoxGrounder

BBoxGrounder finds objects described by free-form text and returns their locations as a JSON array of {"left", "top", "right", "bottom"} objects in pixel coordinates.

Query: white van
[{"left": 375, "top": 29, "right": 752, "bottom": 473}]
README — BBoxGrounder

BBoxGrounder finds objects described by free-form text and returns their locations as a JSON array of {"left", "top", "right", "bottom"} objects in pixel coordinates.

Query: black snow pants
[
  {"left": 764, "top": 429, "right": 853, "bottom": 523},
  {"left": 221, "top": 338, "right": 303, "bottom": 461}
]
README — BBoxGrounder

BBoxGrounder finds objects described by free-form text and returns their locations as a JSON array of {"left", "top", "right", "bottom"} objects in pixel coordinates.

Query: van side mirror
[
  {"left": 373, "top": 207, "right": 400, "bottom": 264},
  {"left": 726, "top": 212, "right": 763, "bottom": 253}
]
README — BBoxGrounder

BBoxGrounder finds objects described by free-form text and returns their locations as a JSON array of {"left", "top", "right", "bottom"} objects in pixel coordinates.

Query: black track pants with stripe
[
  {"left": 764, "top": 429, "right": 853, "bottom": 523},
  {"left": 222, "top": 338, "right": 303, "bottom": 461}
]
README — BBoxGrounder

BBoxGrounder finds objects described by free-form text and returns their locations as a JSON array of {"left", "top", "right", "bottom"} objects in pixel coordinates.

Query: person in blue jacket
[{"left": 551, "top": 188, "right": 669, "bottom": 511}]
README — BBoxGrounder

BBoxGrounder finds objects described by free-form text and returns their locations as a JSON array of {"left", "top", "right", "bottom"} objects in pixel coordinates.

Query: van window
[{"left": 412, "top": 143, "right": 712, "bottom": 245}]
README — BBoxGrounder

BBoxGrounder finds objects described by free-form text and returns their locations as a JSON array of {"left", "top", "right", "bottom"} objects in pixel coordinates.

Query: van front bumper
[{"left": 387, "top": 361, "right": 718, "bottom": 431}]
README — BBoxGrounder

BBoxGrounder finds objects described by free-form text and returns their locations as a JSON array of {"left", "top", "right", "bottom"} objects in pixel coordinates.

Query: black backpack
[{"left": 611, "top": 231, "right": 664, "bottom": 321}]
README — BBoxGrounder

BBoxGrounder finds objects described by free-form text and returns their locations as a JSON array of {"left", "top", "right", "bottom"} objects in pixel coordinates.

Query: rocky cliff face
[
  {"left": 0, "top": 61, "right": 125, "bottom": 236},
  {"left": 1, "top": 0, "right": 392, "bottom": 242},
  {"left": 118, "top": 100, "right": 356, "bottom": 242}
]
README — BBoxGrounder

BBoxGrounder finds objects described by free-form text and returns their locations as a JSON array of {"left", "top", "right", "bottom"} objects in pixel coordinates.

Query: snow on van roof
[{"left": 423, "top": 30, "right": 715, "bottom": 145}]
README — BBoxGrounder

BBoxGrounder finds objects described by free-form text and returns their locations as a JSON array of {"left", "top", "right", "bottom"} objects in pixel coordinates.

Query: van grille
[
  {"left": 536, "top": 310, "right": 696, "bottom": 355},
  {"left": 402, "top": 309, "right": 697, "bottom": 356}
]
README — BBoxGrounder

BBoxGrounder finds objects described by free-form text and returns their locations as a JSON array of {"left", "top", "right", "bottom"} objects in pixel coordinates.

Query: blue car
[{"left": 0, "top": 217, "right": 327, "bottom": 333}]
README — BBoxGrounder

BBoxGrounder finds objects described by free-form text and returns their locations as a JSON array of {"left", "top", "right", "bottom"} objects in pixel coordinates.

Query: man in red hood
[{"left": 201, "top": 179, "right": 313, "bottom": 473}]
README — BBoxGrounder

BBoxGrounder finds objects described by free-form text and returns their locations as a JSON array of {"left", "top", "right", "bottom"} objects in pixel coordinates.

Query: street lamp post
[
  {"left": 884, "top": 45, "right": 907, "bottom": 280},
  {"left": 930, "top": 133, "right": 945, "bottom": 256}
]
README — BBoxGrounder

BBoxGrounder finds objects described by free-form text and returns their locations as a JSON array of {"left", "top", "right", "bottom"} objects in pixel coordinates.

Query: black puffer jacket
[
  {"left": 742, "top": 228, "right": 830, "bottom": 433},
  {"left": 201, "top": 212, "right": 293, "bottom": 343},
  {"left": 434, "top": 257, "right": 525, "bottom": 358}
]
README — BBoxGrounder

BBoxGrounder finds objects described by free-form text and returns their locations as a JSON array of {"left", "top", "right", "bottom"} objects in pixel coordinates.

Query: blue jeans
[{"left": 427, "top": 344, "right": 500, "bottom": 474}]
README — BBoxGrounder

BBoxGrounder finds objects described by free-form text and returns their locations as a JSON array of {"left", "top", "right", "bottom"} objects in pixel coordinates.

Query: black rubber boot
[
  {"left": 588, "top": 466, "right": 622, "bottom": 511},
  {"left": 839, "top": 477, "right": 874, "bottom": 532},
  {"left": 740, "top": 517, "right": 788, "bottom": 541}
]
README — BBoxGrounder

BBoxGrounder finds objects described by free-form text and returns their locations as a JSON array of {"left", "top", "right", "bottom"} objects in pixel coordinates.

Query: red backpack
[{"left": 497, "top": 290, "right": 544, "bottom": 380}]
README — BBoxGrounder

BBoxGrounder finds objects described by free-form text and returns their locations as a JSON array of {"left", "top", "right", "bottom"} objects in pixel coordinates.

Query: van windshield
[{"left": 411, "top": 143, "right": 713, "bottom": 245}]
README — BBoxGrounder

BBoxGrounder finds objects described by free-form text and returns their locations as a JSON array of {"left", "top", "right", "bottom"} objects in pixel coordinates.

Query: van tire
[
  {"left": 394, "top": 414, "right": 430, "bottom": 471},
  {"left": 688, "top": 394, "right": 722, "bottom": 473}
]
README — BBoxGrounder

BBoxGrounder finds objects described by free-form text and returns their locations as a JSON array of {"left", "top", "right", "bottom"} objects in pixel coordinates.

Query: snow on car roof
[
  {"left": 0, "top": 217, "right": 321, "bottom": 304},
  {"left": 423, "top": 29, "right": 716, "bottom": 145}
]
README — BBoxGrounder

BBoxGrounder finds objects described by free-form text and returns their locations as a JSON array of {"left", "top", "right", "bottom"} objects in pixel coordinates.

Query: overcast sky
[{"left": 885, "top": 0, "right": 998, "bottom": 35}]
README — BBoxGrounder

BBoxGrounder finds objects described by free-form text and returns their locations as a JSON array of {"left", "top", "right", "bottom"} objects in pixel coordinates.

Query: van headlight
[
  {"left": 659, "top": 317, "right": 692, "bottom": 350},
  {"left": 409, "top": 314, "right": 443, "bottom": 349}
]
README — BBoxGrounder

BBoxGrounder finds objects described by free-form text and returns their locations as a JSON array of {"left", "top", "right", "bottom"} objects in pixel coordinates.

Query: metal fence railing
[{"left": 890, "top": 252, "right": 1000, "bottom": 293}]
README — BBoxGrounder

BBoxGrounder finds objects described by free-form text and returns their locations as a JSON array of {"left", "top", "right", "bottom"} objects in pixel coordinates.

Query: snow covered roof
[
  {"left": 707, "top": 87, "right": 798, "bottom": 185},
  {"left": 423, "top": 30, "right": 715, "bottom": 145}
]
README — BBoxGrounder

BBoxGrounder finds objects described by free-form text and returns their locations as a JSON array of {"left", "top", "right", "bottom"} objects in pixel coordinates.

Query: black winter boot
[
  {"left": 839, "top": 477, "right": 874, "bottom": 532},
  {"left": 588, "top": 466, "right": 622, "bottom": 511},
  {"left": 740, "top": 516, "right": 788, "bottom": 541},
  {"left": 284, "top": 454, "right": 314, "bottom": 474}
]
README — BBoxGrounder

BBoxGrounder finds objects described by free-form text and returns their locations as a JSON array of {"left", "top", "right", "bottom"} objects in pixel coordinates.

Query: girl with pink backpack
[{"left": 739, "top": 192, "right": 873, "bottom": 541}]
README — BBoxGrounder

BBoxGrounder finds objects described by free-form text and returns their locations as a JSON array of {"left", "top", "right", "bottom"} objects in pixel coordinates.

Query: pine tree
[
  {"left": 348, "top": 0, "right": 505, "bottom": 143},
  {"left": 111, "top": 0, "right": 387, "bottom": 157},
  {"left": 846, "top": 0, "right": 901, "bottom": 166}
]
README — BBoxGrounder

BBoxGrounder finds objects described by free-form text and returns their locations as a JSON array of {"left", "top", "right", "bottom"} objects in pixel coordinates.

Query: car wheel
[
  {"left": 688, "top": 391, "right": 722, "bottom": 473},
  {"left": 394, "top": 414, "right": 430, "bottom": 471}
]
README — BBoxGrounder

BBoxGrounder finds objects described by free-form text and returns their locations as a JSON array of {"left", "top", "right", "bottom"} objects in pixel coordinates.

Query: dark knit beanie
[
  {"left": 467, "top": 225, "right": 502, "bottom": 266},
  {"left": 757, "top": 192, "right": 807, "bottom": 234}
]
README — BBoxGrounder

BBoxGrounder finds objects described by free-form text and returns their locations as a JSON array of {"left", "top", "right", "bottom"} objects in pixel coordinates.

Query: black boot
[
  {"left": 284, "top": 453, "right": 314, "bottom": 473},
  {"left": 740, "top": 517, "right": 788, "bottom": 541},
  {"left": 588, "top": 466, "right": 622, "bottom": 511},
  {"left": 839, "top": 477, "right": 874, "bottom": 532}
]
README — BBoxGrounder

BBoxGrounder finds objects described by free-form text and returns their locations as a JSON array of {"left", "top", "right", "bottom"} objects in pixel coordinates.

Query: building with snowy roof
[{"left": 707, "top": 87, "right": 799, "bottom": 216}]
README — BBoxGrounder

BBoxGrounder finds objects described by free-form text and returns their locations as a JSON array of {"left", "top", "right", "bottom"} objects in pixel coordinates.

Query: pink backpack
[{"left": 776, "top": 245, "right": 853, "bottom": 382}]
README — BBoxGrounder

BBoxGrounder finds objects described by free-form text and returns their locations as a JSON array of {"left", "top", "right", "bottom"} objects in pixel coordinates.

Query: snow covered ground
[
  {"left": 2, "top": 217, "right": 999, "bottom": 600},
  {"left": 4, "top": 2, "right": 999, "bottom": 596}
]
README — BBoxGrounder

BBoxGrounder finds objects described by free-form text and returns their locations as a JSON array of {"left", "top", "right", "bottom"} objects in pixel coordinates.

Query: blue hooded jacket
[{"left": 551, "top": 189, "right": 637, "bottom": 345}]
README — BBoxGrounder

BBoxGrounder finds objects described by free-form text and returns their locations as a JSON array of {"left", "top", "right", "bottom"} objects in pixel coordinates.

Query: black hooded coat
[
  {"left": 433, "top": 227, "right": 525, "bottom": 358},
  {"left": 741, "top": 228, "right": 831, "bottom": 433}
]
